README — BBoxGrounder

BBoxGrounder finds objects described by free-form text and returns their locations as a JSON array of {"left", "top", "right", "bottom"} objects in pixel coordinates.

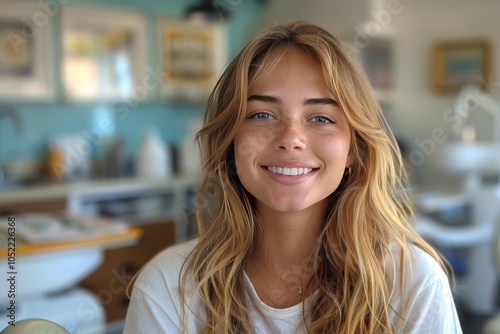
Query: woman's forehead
[{"left": 247, "top": 47, "right": 339, "bottom": 100}]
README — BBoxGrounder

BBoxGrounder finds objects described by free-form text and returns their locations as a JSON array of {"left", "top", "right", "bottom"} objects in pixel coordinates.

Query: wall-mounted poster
[
  {"left": 61, "top": 5, "right": 148, "bottom": 102},
  {"left": 0, "top": 0, "right": 55, "bottom": 101},
  {"left": 431, "top": 38, "right": 492, "bottom": 93},
  {"left": 359, "top": 37, "right": 394, "bottom": 104},
  {"left": 159, "top": 19, "right": 228, "bottom": 102}
]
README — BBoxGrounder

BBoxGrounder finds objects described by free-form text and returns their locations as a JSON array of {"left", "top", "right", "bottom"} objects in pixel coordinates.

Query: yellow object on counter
[
  {"left": 46, "top": 145, "right": 64, "bottom": 181},
  {"left": 0, "top": 226, "right": 142, "bottom": 257}
]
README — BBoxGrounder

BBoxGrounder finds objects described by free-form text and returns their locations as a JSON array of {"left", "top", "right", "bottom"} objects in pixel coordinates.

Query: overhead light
[
  {"left": 185, "top": 0, "right": 228, "bottom": 21},
  {"left": 185, "top": 0, "right": 270, "bottom": 21}
]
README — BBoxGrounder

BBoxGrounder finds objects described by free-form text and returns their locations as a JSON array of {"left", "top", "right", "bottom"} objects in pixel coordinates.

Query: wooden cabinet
[
  {"left": 79, "top": 220, "right": 176, "bottom": 323},
  {"left": 0, "top": 198, "right": 66, "bottom": 214}
]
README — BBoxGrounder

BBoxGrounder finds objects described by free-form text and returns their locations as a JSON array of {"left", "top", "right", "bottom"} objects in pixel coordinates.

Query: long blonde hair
[{"left": 179, "top": 21, "right": 446, "bottom": 334}]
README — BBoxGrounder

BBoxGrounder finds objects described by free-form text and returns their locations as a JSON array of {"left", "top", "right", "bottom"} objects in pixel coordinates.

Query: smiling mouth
[{"left": 264, "top": 166, "right": 318, "bottom": 176}]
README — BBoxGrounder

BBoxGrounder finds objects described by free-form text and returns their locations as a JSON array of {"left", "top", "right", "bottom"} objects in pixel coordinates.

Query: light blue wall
[{"left": 1, "top": 0, "right": 264, "bottom": 162}]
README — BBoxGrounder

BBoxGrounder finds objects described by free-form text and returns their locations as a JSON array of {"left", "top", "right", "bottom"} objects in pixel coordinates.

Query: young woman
[{"left": 124, "top": 21, "right": 462, "bottom": 333}]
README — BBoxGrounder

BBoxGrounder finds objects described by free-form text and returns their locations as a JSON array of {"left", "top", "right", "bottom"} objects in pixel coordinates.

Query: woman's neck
[
  {"left": 253, "top": 200, "right": 326, "bottom": 270},
  {"left": 245, "top": 201, "right": 326, "bottom": 308}
]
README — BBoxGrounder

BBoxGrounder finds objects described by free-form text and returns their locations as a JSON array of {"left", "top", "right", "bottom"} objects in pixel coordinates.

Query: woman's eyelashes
[
  {"left": 310, "top": 115, "right": 336, "bottom": 124},
  {"left": 247, "top": 112, "right": 336, "bottom": 124},
  {"left": 248, "top": 111, "right": 273, "bottom": 120}
]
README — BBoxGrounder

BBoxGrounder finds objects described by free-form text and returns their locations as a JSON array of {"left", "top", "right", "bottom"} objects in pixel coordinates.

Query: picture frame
[
  {"left": 431, "top": 38, "right": 492, "bottom": 93},
  {"left": 0, "top": 0, "right": 56, "bottom": 102},
  {"left": 158, "top": 19, "right": 228, "bottom": 102},
  {"left": 358, "top": 37, "right": 394, "bottom": 104},
  {"left": 61, "top": 5, "right": 148, "bottom": 102}
]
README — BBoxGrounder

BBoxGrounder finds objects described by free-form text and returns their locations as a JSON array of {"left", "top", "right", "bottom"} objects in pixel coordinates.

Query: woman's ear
[{"left": 346, "top": 151, "right": 354, "bottom": 168}]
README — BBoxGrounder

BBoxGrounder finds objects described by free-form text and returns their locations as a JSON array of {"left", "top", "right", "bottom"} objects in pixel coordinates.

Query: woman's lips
[
  {"left": 265, "top": 166, "right": 314, "bottom": 175},
  {"left": 261, "top": 166, "right": 319, "bottom": 184}
]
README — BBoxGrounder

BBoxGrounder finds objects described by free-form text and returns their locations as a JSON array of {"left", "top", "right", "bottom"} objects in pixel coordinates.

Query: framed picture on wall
[
  {"left": 431, "top": 38, "right": 492, "bottom": 93},
  {"left": 158, "top": 19, "right": 228, "bottom": 102},
  {"left": 61, "top": 5, "right": 148, "bottom": 102},
  {"left": 0, "top": 1, "right": 55, "bottom": 101},
  {"left": 358, "top": 37, "right": 394, "bottom": 104}
]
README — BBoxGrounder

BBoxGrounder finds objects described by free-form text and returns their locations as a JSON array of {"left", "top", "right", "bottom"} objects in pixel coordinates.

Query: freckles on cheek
[{"left": 234, "top": 128, "right": 273, "bottom": 157}]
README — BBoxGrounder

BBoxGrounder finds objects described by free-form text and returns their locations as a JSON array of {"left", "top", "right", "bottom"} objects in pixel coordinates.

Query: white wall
[
  {"left": 390, "top": 0, "right": 500, "bottom": 187},
  {"left": 259, "top": 0, "right": 500, "bottom": 189},
  {"left": 258, "top": 0, "right": 368, "bottom": 38}
]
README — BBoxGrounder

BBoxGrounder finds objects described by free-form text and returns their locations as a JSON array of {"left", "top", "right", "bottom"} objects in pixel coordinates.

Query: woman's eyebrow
[
  {"left": 303, "top": 97, "right": 339, "bottom": 107},
  {"left": 247, "top": 95, "right": 339, "bottom": 107},
  {"left": 247, "top": 95, "right": 281, "bottom": 104}
]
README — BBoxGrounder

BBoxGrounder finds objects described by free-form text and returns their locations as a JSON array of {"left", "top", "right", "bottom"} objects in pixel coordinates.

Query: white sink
[
  {"left": 438, "top": 143, "right": 500, "bottom": 175},
  {"left": 0, "top": 242, "right": 102, "bottom": 300}
]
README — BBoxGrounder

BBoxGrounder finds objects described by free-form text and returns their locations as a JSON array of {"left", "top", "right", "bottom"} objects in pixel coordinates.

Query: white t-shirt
[{"left": 123, "top": 238, "right": 462, "bottom": 333}]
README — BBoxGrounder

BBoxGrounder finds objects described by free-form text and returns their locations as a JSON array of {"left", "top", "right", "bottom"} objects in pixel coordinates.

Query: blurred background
[{"left": 1, "top": 0, "right": 500, "bottom": 333}]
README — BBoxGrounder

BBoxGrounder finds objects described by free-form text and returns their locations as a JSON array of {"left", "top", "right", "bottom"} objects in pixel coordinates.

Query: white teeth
[{"left": 266, "top": 166, "right": 314, "bottom": 175}]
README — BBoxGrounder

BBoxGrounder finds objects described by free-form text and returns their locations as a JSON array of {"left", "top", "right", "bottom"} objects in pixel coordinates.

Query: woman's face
[{"left": 233, "top": 47, "right": 353, "bottom": 215}]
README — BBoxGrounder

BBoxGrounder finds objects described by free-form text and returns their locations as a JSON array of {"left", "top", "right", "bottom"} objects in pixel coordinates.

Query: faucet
[{"left": 0, "top": 105, "right": 25, "bottom": 185}]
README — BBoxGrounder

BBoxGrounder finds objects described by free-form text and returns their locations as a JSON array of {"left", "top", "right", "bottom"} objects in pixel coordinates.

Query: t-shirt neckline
[{"left": 242, "top": 271, "right": 318, "bottom": 319}]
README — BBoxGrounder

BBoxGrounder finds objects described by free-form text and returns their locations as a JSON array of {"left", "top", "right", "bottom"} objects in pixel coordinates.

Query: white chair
[{"left": 1, "top": 319, "right": 69, "bottom": 334}]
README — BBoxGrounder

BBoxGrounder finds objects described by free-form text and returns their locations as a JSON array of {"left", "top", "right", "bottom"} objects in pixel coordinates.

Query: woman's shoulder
[
  {"left": 124, "top": 238, "right": 205, "bottom": 333},
  {"left": 387, "top": 244, "right": 462, "bottom": 332},
  {"left": 151, "top": 237, "right": 200, "bottom": 265},
  {"left": 387, "top": 242, "right": 452, "bottom": 307},
  {"left": 388, "top": 242, "right": 448, "bottom": 283},
  {"left": 405, "top": 243, "right": 448, "bottom": 284},
  {"left": 134, "top": 238, "right": 200, "bottom": 290}
]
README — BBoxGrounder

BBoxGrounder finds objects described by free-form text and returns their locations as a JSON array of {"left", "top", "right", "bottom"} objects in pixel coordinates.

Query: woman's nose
[{"left": 274, "top": 119, "right": 306, "bottom": 151}]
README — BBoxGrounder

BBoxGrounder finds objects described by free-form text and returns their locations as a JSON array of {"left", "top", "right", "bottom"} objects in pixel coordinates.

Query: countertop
[
  {"left": 0, "top": 226, "right": 142, "bottom": 256},
  {"left": 0, "top": 174, "right": 201, "bottom": 205}
]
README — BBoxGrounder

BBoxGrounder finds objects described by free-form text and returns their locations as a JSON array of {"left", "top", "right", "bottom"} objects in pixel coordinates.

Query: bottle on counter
[
  {"left": 180, "top": 118, "right": 203, "bottom": 176},
  {"left": 46, "top": 135, "right": 92, "bottom": 182},
  {"left": 135, "top": 128, "right": 172, "bottom": 179},
  {"left": 101, "top": 137, "right": 126, "bottom": 178}
]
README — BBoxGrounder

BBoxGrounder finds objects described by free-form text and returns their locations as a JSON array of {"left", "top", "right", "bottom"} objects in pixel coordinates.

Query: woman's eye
[
  {"left": 311, "top": 116, "right": 335, "bottom": 124},
  {"left": 250, "top": 112, "right": 272, "bottom": 120}
]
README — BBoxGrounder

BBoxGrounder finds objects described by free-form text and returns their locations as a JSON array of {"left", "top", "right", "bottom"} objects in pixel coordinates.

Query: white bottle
[
  {"left": 136, "top": 128, "right": 172, "bottom": 179},
  {"left": 180, "top": 118, "right": 203, "bottom": 176}
]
